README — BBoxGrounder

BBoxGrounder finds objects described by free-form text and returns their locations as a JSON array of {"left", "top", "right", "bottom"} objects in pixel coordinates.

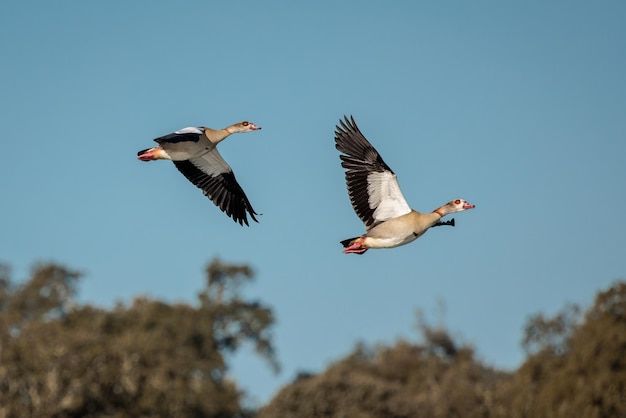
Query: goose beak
[
  {"left": 249, "top": 123, "right": 261, "bottom": 130},
  {"left": 137, "top": 147, "right": 159, "bottom": 161},
  {"left": 137, "top": 146, "right": 169, "bottom": 161},
  {"left": 463, "top": 202, "right": 475, "bottom": 210}
]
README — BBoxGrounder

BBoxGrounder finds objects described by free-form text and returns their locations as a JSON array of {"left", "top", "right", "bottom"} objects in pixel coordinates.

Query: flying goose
[
  {"left": 334, "top": 116, "right": 475, "bottom": 254},
  {"left": 137, "top": 121, "right": 261, "bottom": 226}
]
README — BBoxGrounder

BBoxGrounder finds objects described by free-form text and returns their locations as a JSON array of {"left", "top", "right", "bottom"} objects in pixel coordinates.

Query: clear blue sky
[{"left": 2, "top": 0, "right": 625, "bottom": 406}]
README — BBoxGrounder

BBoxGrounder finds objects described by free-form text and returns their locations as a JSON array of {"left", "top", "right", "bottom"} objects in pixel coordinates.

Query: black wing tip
[
  {"left": 172, "top": 160, "right": 260, "bottom": 227},
  {"left": 216, "top": 195, "right": 260, "bottom": 227},
  {"left": 235, "top": 193, "right": 261, "bottom": 226},
  {"left": 335, "top": 114, "right": 358, "bottom": 135},
  {"left": 340, "top": 114, "right": 356, "bottom": 124},
  {"left": 234, "top": 209, "right": 261, "bottom": 227}
]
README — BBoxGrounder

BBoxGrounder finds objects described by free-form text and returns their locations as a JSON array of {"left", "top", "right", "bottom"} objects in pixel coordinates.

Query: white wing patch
[
  {"left": 189, "top": 149, "right": 232, "bottom": 177},
  {"left": 175, "top": 126, "right": 204, "bottom": 135},
  {"left": 367, "top": 171, "right": 411, "bottom": 222}
]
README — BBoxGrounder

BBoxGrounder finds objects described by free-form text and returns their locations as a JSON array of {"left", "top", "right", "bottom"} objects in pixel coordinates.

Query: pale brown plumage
[
  {"left": 137, "top": 121, "right": 261, "bottom": 226},
  {"left": 335, "top": 116, "right": 475, "bottom": 254}
]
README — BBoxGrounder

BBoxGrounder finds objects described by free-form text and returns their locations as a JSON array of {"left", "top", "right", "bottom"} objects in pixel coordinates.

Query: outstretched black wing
[
  {"left": 173, "top": 149, "right": 259, "bottom": 226},
  {"left": 334, "top": 115, "right": 411, "bottom": 229}
]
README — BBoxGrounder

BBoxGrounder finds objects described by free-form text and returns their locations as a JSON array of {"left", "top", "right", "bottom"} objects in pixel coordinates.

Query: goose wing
[
  {"left": 155, "top": 127, "right": 204, "bottom": 145},
  {"left": 334, "top": 116, "right": 411, "bottom": 229},
  {"left": 172, "top": 148, "right": 259, "bottom": 226}
]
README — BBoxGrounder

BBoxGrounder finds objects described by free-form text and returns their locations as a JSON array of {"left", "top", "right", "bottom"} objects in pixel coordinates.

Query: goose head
[
  {"left": 226, "top": 121, "right": 262, "bottom": 134},
  {"left": 443, "top": 199, "right": 475, "bottom": 214}
]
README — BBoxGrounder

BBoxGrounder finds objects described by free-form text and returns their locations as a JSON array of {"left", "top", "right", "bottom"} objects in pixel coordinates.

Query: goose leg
[
  {"left": 432, "top": 218, "right": 455, "bottom": 228},
  {"left": 342, "top": 237, "right": 368, "bottom": 254}
]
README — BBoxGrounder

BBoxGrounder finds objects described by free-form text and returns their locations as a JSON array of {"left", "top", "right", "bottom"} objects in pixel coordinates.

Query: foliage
[
  {"left": 506, "top": 281, "right": 626, "bottom": 418},
  {"left": 0, "top": 260, "right": 277, "bottom": 418},
  {"left": 259, "top": 281, "right": 626, "bottom": 418},
  {"left": 521, "top": 303, "right": 581, "bottom": 355},
  {"left": 258, "top": 316, "right": 510, "bottom": 418},
  {"left": 1, "top": 259, "right": 624, "bottom": 418}
]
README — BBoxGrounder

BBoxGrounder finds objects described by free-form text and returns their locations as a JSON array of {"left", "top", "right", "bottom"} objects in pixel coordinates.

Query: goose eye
[
  {"left": 242, "top": 121, "right": 249, "bottom": 126},
  {"left": 454, "top": 199, "right": 461, "bottom": 204}
]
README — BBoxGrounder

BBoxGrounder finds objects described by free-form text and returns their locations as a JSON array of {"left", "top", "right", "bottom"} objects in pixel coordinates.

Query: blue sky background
[{"left": 2, "top": 0, "right": 625, "bottom": 406}]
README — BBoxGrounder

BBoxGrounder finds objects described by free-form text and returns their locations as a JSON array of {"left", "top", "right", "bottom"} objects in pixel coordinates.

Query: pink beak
[
  {"left": 137, "top": 147, "right": 161, "bottom": 161},
  {"left": 250, "top": 124, "right": 262, "bottom": 130},
  {"left": 463, "top": 202, "right": 475, "bottom": 209}
]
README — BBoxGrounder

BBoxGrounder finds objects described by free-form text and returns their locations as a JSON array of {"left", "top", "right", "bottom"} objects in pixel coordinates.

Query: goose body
[
  {"left": 334, "top": 116, "right": 474, "bottom": 254},
  {"left": 137, "top": 121, "right": 261, "bottom": 226}
]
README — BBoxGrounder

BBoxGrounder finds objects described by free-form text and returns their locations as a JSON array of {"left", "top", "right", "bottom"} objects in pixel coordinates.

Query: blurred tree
[
  {"left": 3, "top": 259, "right": 623, "bottom": 418},
  {"left": 258, "top": 281, "right": 626, "bottom": 418},
  {"left": 258, "top": 313, "right": 510, "bottom": 418},
  {"left": 521, "top": 303, "right": 581, "bottom": 355},
  {"left": 0, "top": 263, "right": 80, "bottom": 332},
  {"left": 0, "top": 259, "right": 277, "bottom": 418},
  {"left": 508, "top": 281, "right": 626, "bottom": 418}
]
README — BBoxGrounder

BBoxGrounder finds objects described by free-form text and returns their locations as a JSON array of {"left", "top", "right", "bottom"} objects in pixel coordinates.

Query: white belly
[
  {"left": 364, "top": 218, "right": 431, "bottom": 249},
  {"left": 365, "top": 233, "right": 420, "bottom": 249}
]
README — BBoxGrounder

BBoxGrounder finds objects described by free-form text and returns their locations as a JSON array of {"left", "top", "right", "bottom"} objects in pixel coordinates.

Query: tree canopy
[
  {"left": 1, "top": 260, "right": 624, "bottom": 417},
  {"left": 0, "top": 260, "right": 277, "bottom": 418},
  {"left": 259, "top": 281, "right": 626, "bottom": 418}
]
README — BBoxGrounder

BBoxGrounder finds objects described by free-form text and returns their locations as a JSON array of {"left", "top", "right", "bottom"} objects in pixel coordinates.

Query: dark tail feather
[{"left": 340, "top": 237, "right": 359, "bottom": 248}]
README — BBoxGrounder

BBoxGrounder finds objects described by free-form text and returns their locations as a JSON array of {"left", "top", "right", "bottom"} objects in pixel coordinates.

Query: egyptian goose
[
  {"left": 137, "top": 121, "right": 261, "bottom": 226},
  {"left": 334, "top": 116, "right": 475, "bottom": 254}
]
